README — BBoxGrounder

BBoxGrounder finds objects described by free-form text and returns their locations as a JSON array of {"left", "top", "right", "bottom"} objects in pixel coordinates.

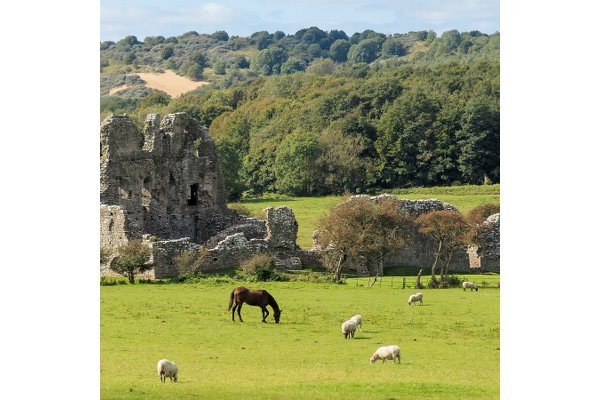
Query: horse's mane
[{"left": 266, "top": 291, "right": 280, "bottom": 312}]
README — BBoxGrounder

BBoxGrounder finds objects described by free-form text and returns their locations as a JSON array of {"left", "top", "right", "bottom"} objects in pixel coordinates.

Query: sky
[{"left": 101, "top": 0, "right": 499, "bottom": 42}]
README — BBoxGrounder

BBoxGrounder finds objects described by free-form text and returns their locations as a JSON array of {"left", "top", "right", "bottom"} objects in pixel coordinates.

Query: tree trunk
[
  {"left": 127, "top": 271, "right": 135, "bottom": 284},
  {"left": 333, "top": 253, "right": 347, "bottom": 283},
  {"left": 416, "top": 268, "right": 424, "bottom": 289},
  {"left": 431, "top": 240, "right": 443, "bottom": 283},
  {"left": 439, "top": 249, "right": 446, "bottom": 284},
  {"left": 443, "top": 250, "right": 454, "bottom": 283}
]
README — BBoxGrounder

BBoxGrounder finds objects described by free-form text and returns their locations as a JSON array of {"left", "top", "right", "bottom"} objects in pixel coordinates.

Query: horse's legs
[
  {"left": 231, "top": 303, "right": 237, "bottom": 321},
  {"left": 261, "top": 306, "right": 269, "bottom": 322},
  {"left": 237, "top": 303, "right": 243, "bottom": 322}
]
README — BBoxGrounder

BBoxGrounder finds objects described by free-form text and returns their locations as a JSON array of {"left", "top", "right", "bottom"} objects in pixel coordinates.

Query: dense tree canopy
[
  {"left": 251, "top": 47, "right": 288, "bottom": 75},
  {"left": 101, "top": 28, "right": 500, "bottom": 200}
]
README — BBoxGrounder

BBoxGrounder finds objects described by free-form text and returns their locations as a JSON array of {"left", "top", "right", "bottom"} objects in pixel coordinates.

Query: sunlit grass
[{"left": 101, "top": 280, "right": 499, "bottom": 399}]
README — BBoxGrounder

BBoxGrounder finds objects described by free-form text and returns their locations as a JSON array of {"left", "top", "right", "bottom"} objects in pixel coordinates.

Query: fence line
[{"left": 345, "top": 274, "right": 500, "bottom": 289}]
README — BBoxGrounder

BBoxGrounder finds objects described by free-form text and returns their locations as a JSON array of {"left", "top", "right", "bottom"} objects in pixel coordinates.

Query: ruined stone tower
[{"left": 100, "top": 112, "right": 235, "bottom": 248}]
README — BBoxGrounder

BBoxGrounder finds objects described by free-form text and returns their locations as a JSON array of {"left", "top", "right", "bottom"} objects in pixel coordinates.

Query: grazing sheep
[
  {"left": 408, "top": 292, "right": 424, "bottom": 305},
  {"left": 462, "top": 281, "right": 479, "bottom": 292},
  {"left": 341, "top": 320, "right": 358, "bottom": 339},
  {"left": 157, "top": 359, "right": 178, "bottom": 383},
  {"left": 350, "top": 315, "right": 363, "bottom": 332},
  {"left": 370, "top": 345, "right": 401, "bottom": 364}
]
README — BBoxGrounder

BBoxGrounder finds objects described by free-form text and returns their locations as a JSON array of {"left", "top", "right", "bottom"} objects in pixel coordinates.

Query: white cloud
[
  {"left": 101, "top": 2, "right": 254, "bottom": 40},
  {"left": 410, "top": 0, "right": 498, "bottom": 27}
]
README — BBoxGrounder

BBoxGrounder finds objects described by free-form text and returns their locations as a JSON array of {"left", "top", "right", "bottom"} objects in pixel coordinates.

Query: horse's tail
[{"left": 228, "top": 289, "right": 235, "bottom": 311}]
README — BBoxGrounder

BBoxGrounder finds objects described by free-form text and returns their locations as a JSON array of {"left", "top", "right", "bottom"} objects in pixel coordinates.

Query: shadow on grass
[{"left": 237, "top": 197, "right": 297, "bottom": 204}]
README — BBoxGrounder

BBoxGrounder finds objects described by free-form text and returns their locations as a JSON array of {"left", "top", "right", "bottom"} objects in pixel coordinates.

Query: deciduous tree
[
  {"left": 415, "top": 211, "right": 471, "bottom": 287},
  {"left": 347, "top": 39, "right": 381, "bottom": 63},
  {"left": 329, "top": 39, "right": 351, "bottom": 62},
  {"left": 250, "top": 47, "right": 288, "bottom": 75},
  {"left": 317, "top": 197, "right": 411, "bottom": 282}
]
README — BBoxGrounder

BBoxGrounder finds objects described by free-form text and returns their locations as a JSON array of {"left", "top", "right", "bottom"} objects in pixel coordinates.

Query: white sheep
[
  {"left": 462, "top": 281, "right": 479, "bottom": 292},
  {"left": 157, "top": 359, "right": 178, "bottom": 383},
  {"left": 370, "top": 345, "right": 401, "bottom": 364},
  {"left": 350, "top": 314, "right": 363, "bottom": 332},
  {"left": 408, "top": 292, "right": 423, "bottom": 305},
  {"left": 341, "top": 320, "right": 358, "bottom": 339}
]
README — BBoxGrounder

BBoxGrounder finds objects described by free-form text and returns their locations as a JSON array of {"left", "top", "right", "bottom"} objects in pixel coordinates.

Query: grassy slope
[
  {"left": 101, "top": 281, "right": 499, "bottom": 399},
  {"left": 230, "top": 186, "right": 500, "bottom": 248}
]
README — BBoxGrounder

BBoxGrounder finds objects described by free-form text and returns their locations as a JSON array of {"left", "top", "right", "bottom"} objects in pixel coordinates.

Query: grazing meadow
[{"left": 101, "top": 277, "right": 499, "bottom": 399}]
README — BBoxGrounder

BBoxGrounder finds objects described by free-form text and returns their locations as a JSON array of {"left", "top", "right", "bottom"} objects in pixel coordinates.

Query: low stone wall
[
  {"left": 204, "top": 217, "right": 267, "bottom": 248},
  {"left": 203, "top": 233, "right": 269, "bottom": 271},
  {"left": 152, "top": 238, "right": 203, "bottom": 278}
]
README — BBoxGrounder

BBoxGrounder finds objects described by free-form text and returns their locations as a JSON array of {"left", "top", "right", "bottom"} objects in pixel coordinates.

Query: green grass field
[
  {"left": 230, "top": 186, "right": 500, "bottom": 248},
  {"left": 101, "top": 279, "right": 499, "bottom": 399}
]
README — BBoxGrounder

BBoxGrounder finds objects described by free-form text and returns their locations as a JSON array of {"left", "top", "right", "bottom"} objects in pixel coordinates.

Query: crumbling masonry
[
  {"left": 100, "top": 113, "right": 310, "bottom": 278},
  {"left": 100, "top": 113, "right": 499, "bottom": 278}
]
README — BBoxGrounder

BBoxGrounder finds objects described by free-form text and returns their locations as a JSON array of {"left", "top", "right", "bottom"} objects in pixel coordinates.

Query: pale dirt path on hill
[
  {"left": 137, "top": 70, "right": 209, "bottom": 97},
  {"left": 108, "top": 84, "right": 129, "bottom": 96}
]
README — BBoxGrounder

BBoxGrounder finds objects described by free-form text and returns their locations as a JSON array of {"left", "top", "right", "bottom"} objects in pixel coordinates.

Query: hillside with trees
[{"left": 100, "top": 27, "right": 499, "bottom": 199}]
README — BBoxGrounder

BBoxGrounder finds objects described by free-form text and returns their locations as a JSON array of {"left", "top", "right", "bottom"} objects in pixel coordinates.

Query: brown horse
[{"left": 228, "top": 286, "right": 282, "bottom": 323}]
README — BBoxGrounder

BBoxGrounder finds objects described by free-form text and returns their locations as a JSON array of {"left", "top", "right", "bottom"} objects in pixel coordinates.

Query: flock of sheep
[
  {"left": 156, "top": 281, "right": 479, "bottom": 382},
  {"left": 340, "top": 314, "right": 401, "bottom": 365},
  {"left": 339, "top": 281, "right": 479, "bottom": 367}
]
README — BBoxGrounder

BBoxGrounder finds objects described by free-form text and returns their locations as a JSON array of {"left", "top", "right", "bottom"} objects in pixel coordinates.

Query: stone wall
[
  {"left": 473, "top": 213, "right": 500, "bottom": 272},
  {"left": 152, "top": 238, "right": 203, "bottom": 279},
  {"left": 264, "top": 206, "right": 298, "bottom": 250},
  {"left": 204, "top": 217, "right": 267, "bottom": 248},
  {"left": 100, "top": 113, "right": 235, "bottom": 246},
  {"left": 100, "top": 204, "right": 129, "bottom": 249},
  {"left": 152, "top": 206, "right": 309, "bottom": 277}
]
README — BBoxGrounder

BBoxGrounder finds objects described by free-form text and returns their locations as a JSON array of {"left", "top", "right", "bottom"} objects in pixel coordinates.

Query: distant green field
[
  {"left": 230, "top": 185, "right": 500, "bottom": 248},
  {"left": 101, "top": 280, "right": 499, "bottom": 399}
]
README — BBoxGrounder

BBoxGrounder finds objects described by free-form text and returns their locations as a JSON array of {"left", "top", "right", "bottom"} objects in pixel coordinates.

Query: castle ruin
[{"left": 100, "top": 113, "right": 499, "bottom": 279}]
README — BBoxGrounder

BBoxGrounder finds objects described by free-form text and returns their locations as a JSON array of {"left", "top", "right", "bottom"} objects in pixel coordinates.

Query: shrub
[
  {"left": 240, "top": 254, "right": 283, "bottom": 281},
  {"left": 172, "top": 248, "right": 207, "bottom": 277},
  {"left": 161, "top": 46, "right": 174, "bottom": 60},
  {"left": 100, "top": 277, "right": 128, "bottom": 286},
  {"left": 100, "top": 247, "right": 112, "bottom": 265},
  {"left": 446, "top": 275, "right": 464, "bottom": 288},
  {"left": 110, "top": 240, "right": 152, "bottom": 283},
  {"left": 467, "top": 203, "right": 500, "bottom": 224},
  {"left": 213, "top": 59, "right": 226, "bottom": 75}
]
